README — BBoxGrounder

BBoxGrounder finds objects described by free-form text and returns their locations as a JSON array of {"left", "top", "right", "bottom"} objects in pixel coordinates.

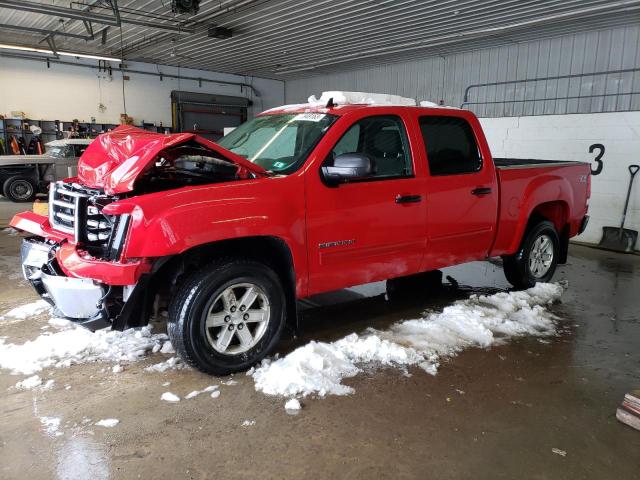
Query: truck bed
[
  {"left": 490, "top": 159, "right": 591, "bottom": 257},
  {"left": 494, "top": 158, "right": 581, "bottom": 169}
]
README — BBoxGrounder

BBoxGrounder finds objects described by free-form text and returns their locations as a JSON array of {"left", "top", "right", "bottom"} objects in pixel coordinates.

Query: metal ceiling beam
[
  {"left": 0, "top": 0, "right": 120, "bottom": 25},
  {"left": 0, "top": 0, "right": 196, "bottom": 33},
  {"left": 0, "top": 23, "right": 94, "bottom": 41}
]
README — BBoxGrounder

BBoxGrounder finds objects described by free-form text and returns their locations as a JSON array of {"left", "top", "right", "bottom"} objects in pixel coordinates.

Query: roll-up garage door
[{"left": 171, "top": 91, "right": 250, "bottom": 141}]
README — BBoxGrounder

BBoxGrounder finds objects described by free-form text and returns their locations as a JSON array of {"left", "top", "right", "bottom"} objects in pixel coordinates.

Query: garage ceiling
[{"left": 1, "top": 0, "right": 640, "bottom": 79}]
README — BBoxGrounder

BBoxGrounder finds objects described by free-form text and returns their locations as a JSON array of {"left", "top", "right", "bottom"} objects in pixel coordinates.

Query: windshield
[
  {"left": 217, "top": 113, "right": 337, "bottom": 174},
  {"left": 47, "top": 146, "right": 67, "bottom": 158}
]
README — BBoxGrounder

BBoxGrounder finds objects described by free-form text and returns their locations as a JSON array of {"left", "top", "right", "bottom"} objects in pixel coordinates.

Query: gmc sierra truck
[{"left": 11, "top": 94, "right": 590, "bottom": 375}]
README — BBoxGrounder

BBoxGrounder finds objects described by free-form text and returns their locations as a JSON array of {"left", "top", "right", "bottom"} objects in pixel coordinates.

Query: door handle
[
  {"left": 471, "top": 187, "right": 492, "bottom": 196},
  {"left": 395, "top": 194, "right": 422, "bottom": 204}
]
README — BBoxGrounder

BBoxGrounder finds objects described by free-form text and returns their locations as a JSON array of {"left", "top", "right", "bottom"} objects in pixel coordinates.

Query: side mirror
[{"left": 321, "top": 153, "right": 373, "bottom": 186}]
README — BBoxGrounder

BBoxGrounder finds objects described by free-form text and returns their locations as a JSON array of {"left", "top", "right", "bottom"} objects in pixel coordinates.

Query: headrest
[{"left": 372, "top": 130, "right": 401, "bottom": 155}]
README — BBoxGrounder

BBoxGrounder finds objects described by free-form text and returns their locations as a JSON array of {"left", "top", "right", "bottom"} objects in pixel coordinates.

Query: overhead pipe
[
  {"left": 0, "top": 51, "right": 261, "bottom": 97},
  {"left": 0, "top": 23, "right": 94, "bottom": 40}
]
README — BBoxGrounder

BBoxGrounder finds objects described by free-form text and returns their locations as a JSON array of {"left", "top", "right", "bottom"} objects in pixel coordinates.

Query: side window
[
  {"left": 329, "top": 115, "right": 412, "bottom": 178},
  {"left": 419, "top": 116, "right": 481, "bottom": 175}
]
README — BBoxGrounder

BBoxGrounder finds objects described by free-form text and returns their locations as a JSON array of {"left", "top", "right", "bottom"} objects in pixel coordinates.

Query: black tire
[
  {"left": 3, "top": 176, "right": 37, "bottom": 202},
  {"left": 503, "top": 220, "right": 560, "bottom": 289},
  {"left": 167, "top": 258, "right": 286, "bottom": 375}
]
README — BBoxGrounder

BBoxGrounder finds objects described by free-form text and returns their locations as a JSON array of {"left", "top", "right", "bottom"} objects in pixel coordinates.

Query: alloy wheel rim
[
  {"left": 205, "top": 282, "right": 270, "bottom": 355},
  {"left": 529, "top": 234, "right": 554, "bottom": 278}
]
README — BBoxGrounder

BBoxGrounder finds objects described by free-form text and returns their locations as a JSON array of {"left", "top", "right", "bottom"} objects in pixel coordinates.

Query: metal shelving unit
[{"left": 0, "top": 118, "right": 173, "bottom": 155}]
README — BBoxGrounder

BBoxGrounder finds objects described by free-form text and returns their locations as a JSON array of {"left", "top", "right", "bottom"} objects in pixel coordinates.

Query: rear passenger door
[{"left": 418, "top": 115, "right": 498, "bottom": 269}]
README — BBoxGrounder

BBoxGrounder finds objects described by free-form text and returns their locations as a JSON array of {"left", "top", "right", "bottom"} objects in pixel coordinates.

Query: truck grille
[{"left": 49, "top": 182, "right": 115, "bottom": 247}]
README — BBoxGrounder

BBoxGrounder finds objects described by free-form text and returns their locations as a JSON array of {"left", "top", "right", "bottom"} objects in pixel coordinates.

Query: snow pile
[
  {"left": 242, "top": 420, "right": 256, "bottom": 427},
  {"left": 15, "top": 374, "right": 43, "bottom": 389},
  {"left": 1, "top": 300, "right": 50, "bottom": 321},
  {"left": 185, "top": 385, "right": 218, "bottom": 399},
  {"left": 161, "top": 392, "right": 180, "bottom": 403},
  {"left": 40, "top": 416, "right": 62, "bottom": 437},
  {"left": 0, "top": 324, "right": 170, "bottom": 375},
  {"left": 252, "top": 283, "right": 564, "bottom": 398},
  {"left": 284, "top": 398, "right": 301, "bottom": 412},
  {"left": 145, "top": 356, "right": 185, "bottom": 372},
  {"left": 308, "top": 91, "right": 416, "bottom": 107},
  {"left": 95, "top": 419, "right": 119, "bottom": 428}
]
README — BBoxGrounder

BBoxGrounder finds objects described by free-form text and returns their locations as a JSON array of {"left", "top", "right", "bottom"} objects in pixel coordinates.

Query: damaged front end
[
  {"left": 12, "top": 125, "right": 264, "bottom": 331},
  {"left": 19, "top": 180, "right": 151, "bottom": 330},
  {"left": 21, "top": 238, "right": 111, "bottom": 329}
]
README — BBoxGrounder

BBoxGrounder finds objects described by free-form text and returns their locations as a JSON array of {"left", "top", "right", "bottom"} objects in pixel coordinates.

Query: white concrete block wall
[
  {"left": 0, "top": 57, "right": 285, "bottom": 126},
  {"left": 480, "top": 112, "right": 640, "bottom": 249}
]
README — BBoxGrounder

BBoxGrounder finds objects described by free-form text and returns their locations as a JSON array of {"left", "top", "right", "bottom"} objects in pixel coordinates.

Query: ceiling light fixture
[{"left": 0, "top": 43, "right": 121, "bottom": 62}]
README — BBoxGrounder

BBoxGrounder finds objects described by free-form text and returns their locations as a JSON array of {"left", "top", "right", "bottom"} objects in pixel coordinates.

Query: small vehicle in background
[{"left": 0, "top": 139, "right": 92, "bottom": 202}]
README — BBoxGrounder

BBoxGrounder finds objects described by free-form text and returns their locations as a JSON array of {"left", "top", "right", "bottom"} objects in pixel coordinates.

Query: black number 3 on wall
[{"left": 589, "top": 143, "right": 605, "bottom": 175}]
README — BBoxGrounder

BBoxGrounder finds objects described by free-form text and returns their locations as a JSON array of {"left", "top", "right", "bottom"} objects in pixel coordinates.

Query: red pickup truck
[{"left": 11, "top": 100, "right": 590, "bottom": 374}]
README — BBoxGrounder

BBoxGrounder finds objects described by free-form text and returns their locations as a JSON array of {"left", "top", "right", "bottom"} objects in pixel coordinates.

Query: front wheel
[
  {"left": 503, "top": 220, "right": 560, "bottom": 289},
  {"left": 168, "top": 258, "right": 286, "bottom": 375}
]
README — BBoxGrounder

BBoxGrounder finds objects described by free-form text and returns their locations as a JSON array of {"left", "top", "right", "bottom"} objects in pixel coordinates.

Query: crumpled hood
[{"left": 77, "top": 125, "right": 266, "bottom": 194}]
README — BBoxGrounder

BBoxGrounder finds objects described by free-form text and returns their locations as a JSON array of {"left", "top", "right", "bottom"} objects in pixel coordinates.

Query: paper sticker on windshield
[{"left": 293, "top": 113, "right": 326, "bottom": 122}]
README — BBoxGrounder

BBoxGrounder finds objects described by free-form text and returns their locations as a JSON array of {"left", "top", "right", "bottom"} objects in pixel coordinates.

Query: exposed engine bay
[{"left": 134, "top": 142, "right": 242, "bottom": 194}]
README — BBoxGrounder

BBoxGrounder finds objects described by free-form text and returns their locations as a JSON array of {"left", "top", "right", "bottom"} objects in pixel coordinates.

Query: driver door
[{"left": 305, "top": 114, "right": 427, "bottom": 295}]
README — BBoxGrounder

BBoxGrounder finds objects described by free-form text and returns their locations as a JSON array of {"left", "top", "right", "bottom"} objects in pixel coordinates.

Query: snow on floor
[
  {"left": 251, "top": 283, "right": 565, "bottom": 398},
  {"left": 284, "top": 398, "right": 301, "bottom": 411},
  {"left": 95, "top": 418, "right": 119, "bottom": 428},
  {"left": 0, "top": 300, "right": 50, "bottom": 322},
  {"left": 0, "top": 319, "right": 171, "bottom": 375},
  {"left": 40, "top": 416, "right": 63, "bottom": 437},
  {"left": 161, "top": 392, "right": 180, "bottom": 403}
]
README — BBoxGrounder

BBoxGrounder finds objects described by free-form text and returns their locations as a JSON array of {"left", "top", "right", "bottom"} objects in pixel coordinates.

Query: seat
[{"left": 367, "top": 129, "right": 405, "bottom": 176}]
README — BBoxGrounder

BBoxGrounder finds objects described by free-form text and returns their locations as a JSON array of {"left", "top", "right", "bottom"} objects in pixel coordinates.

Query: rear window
[{"left": 419, "top": 116, "right": 481, "bottom": 175}]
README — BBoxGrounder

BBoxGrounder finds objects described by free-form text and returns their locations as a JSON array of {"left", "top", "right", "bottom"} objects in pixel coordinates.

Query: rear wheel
[
  {"left": 168, "top": 258, "right": 286, "bottom": 375},
  {"left": 503, "top": 220, "right": 559, "bottom": 289},
  {"left": 3, "top": 176, "right": 37, "bottom": 202}
]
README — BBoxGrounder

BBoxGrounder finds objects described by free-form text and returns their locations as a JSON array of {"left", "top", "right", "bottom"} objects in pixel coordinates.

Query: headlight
[{"left": 107, "top": 214, "right": 131, "bottom": 261}]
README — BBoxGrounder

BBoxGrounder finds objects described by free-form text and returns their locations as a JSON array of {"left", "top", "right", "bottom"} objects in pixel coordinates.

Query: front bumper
[{"left": 21, "top": 238, "right": 111, "bottom": 330}]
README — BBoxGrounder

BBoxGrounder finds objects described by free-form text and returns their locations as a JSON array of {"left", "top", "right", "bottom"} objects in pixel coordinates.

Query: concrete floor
[{"left": 0, "top": 201, "right": 639, "bottom": 479}]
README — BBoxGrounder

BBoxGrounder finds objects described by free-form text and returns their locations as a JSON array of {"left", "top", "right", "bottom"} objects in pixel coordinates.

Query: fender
[
  {"left": 114, "top": 175, "right": 309, "bottom": 296},
  {"left": 506, "top": 173, "right": 574, "bottom": 254}
]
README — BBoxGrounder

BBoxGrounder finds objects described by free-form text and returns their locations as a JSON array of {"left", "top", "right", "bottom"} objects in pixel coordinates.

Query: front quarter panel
[{"left": 119, "top": 176, "right": 308, "bottom": 291}]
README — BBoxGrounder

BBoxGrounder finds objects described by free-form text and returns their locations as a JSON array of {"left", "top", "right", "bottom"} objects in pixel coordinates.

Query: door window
[
  {"left": 329, "top": 115, "right": 412, "bottom": 178},
  {"left": 419, "top": 116, "right": 481, "bottom": 175}
]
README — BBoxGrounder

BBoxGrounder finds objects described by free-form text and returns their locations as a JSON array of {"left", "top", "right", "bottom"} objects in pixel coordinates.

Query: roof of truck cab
[{"left": 259, "top": 103, "right": 465, "bottom": 116}]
